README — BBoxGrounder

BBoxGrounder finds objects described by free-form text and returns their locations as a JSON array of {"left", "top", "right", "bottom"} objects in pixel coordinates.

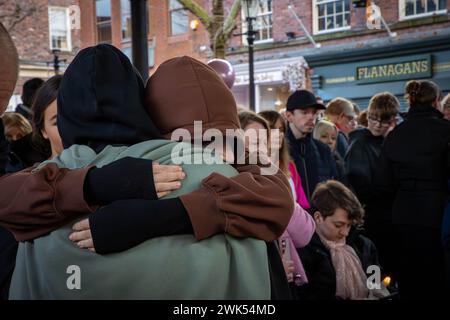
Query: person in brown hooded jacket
[{"left": 0, "top": 49, "right": 293, "bottom": 250}]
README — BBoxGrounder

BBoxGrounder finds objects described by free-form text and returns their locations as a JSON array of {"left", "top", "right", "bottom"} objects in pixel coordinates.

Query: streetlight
[
  {"left": 48, "top": 49, "right": 66, "bottom": 75},
  {"left": 235, "top": 0, "right": 257, "bottom": 111}
]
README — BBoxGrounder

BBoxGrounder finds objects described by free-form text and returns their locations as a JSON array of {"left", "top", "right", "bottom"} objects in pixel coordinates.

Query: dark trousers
[
  {"left": 266, "top": 241, "right": 292, "bottom": 300},
  {"left": 0, "top": 226, "right": 18, "bottom": 300},
  {"left": 395, "top": 225, "right": 449, "bottom": 299},
  {"left": 365, "top": 220, "right": 397, "bottom": 280}
]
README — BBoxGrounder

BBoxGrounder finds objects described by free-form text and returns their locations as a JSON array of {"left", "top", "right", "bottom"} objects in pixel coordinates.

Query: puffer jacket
[{"left": 287, "top": 126, "right": 339, "bottom": 201}]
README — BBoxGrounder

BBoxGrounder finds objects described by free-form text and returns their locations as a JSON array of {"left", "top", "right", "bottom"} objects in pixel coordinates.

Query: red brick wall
[
  {"left": 7, "top": 0, "right": 450, "bottom": 97},
  {"left": 78, "top": 0, "right": 212, "bottom": 73},
  {"left": 149, "top": 0, "right": 210, "bottom": 71},
  {"left": 79, "top": 0, "right": 96, "bottom": 48},
  {"left": 2, "top": 0, "right": 80, "bottom": 96},
  {"left": 226, "top": 0, "right": 450, "bottom": 63}
]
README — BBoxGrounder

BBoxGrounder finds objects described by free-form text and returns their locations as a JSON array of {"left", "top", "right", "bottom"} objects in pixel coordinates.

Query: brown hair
[
  {"left": 238, "top": 110, "right": 270, "bottom": 135},
  {"left": 368, "top": 92, "right": 400, "bottom": 121},
  {"left": 31, "top": 75, "right": 62, "bottom": 156},
  {"left": 312, "top": 180, "right": 365, "bottom": 227},
  {"left": 259, "top": 110, "right": 290, "bottom": 175},
  {"left": 357, "top": 110, "right": 368, "bottom": 127},
  {"left": 324, "top": 97, "right": 355, "bottom": 117},
  {"left": 405, "top": 80, "right": 442, "bottom": 108},
  {"left": 238, "top": 110, "right": 271, "bottom": 160}
]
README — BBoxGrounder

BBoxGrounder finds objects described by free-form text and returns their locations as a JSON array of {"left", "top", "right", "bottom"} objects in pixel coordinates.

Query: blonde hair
[
  {"left": 325, "top": 97, "right": 355, "bottom": 117},
  {"left": 2, "top": 112, "right": 33, "bottom": 136},
  {"left": 313, "top": 120, "right": 338, "bottom": 141},
  {"left": 442, "top": 93, "right": 450, "bottom": 110}
]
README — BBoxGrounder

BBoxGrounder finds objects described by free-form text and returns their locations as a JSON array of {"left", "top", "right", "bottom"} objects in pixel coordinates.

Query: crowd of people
[{"left": 0, "top": 43, "right": 450, "bottom": 300}]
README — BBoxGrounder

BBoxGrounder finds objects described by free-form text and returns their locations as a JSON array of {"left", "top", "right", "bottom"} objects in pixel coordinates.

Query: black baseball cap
[{"left": 286, "top": 90, "right": 326, "bottom": 111}]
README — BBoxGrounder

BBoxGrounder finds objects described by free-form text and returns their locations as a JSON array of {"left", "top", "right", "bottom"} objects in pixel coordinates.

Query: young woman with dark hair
[
  {"left": 376, "top": 80, "right": 450, "bottom": 299},
  {"left": 0, "top": 75, "right": 63, "bottom": 299}
]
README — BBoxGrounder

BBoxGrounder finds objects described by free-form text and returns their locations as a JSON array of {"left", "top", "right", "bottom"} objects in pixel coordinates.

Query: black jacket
[
  {"left": 4, "top": 133, "right": 49, "bottom": 173},
  {"left": 376, "top": 106, "right": 450, "bottom": 228},
  {"left": 0, "top": 226, "right": 16, "bottom": 300},
  {"left": 14, "top": 104, "right": 33, "bottom": 121},
  {"left": 287, "top": 126, "right": 339, "bottom": 201},
  {"left": 336, "top": 130, "right": 349, "bottom": 159},
  {"left": 297, "top": 230, "right": 380, "bottom": 300},
  {"left": 0, "top": 119, "right": 7, "bottom": 175},
  {"left": 345, "top": 128, "right": 384, "bottom": 204}
]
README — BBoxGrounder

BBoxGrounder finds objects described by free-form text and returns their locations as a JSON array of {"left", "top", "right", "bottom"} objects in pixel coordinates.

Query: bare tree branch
[
  {"left": 0, "top": 0, "right": 44, "bottom": 32},
  {"left": 223, "top": 0, "right": 241, "bottom": 38},
  {"left": 177, "top": 0, "right": 212, "bottom": 29},
  {"left": 176, "top": 0, "right": 242, "bottom": 58}
]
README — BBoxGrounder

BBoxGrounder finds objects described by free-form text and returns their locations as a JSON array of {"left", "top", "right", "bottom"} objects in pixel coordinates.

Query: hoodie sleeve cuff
[
  {"left": 179, "top": 186, "right": 226, "bottom": 240},
  {"left": 54, "top": 166, "right": 97, "bottom": 216}
]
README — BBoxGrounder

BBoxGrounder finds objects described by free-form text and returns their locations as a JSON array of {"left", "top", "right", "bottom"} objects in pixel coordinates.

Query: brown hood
[
  {"left": 144, "top": 56, "right": 240, "bottom": 139},
  {"left": 0, "top": 22, "right": 19, "bottom": 115}
]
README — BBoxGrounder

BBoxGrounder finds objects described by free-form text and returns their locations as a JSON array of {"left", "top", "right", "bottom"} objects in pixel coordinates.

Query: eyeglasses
[{"left": 368, "top": 115, "right": 392, "bottom": 127}]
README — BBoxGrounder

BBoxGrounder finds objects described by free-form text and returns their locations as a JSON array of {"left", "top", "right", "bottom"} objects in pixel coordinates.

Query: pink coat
[
  {"left": 288, "top": 162, "right": 310, "bottom": 209},
  {"left": 281, "top": 203, "right": 315, "bottom": 286}
]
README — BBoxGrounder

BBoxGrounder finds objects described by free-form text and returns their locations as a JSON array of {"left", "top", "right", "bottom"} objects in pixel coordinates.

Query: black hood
[{"left": 57, "top": 44, "right": 160, "bottom": 151}]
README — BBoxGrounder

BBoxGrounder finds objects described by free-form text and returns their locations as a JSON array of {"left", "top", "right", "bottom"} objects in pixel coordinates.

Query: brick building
[
  {"left": 78, "top": 0, "right": 211, "bottom": 71},
  {"left": 1, "top": 0, "right": 80, "bottom": 110},
  {"left": 76, "top": 0, "right": 450, "bottom": 111},
  {"left": 3, "top": 1, "right": 450, "bottom": 112},
  {"left": 223, "top": 0, "right": 450, "bottom": 111}
]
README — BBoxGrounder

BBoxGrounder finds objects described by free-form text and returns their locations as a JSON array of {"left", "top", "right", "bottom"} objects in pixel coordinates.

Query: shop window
[
  {"left": 242, "top": 0, "right": 273, "bottom": 44},
  {"left": 400, "top": 0, "right": 447, "bottom": 20},
  {"left": 169, "top": 0, "right": 189, "bottom": 36},
  {"left": 121, "top": 0, "right": 132, "bottom": 40},
  {"left": 121, "top": 0, "right": 150, "bottom": 42},
  {"left": 259, "top": 84, "right": 290, "bottom": 111},
  {"left": 121, "top": 45, "right": 155, "bottom": 68},
  {"left": 48, "top": 7, "right": 71, "bottom": 51},
  {"left": 313, "top": 0, "right": 351, "bottom": 34},
  {"left": 96, "top": 0, "right": 112, "bottom": 44}
]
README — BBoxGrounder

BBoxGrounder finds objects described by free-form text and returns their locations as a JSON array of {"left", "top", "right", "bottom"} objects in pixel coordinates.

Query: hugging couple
[{"left": 0, "top": 44, "right": 294, "bottom": 299}]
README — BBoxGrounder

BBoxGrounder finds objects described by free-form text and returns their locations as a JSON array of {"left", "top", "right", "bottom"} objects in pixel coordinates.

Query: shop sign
[
  {"left": 356, "top": 55, "right": 432, "bottom": 84},
  {"left": 235, "top": 71, "right": 283, "bottom": 85}
]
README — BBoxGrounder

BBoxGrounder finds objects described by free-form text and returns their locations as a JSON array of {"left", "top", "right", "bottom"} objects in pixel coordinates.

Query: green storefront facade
[{"left": 305, "top": 34, "right": 450, "bottom": 110}]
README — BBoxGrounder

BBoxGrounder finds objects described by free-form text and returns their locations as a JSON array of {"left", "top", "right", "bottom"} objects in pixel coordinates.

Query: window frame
[
  {"left": 168, "top": 0, "right": 189, "bottom": 36},
  {"left": 48, "top": 6, "right": 72, "bottom": 52},
  {"left": 120, "top": 0, "right": 132, "bottom": 41},
  {"left": 95, "top": 0, "right": 113, "bottom": 44},
  {"left": 241, "top": 0, "right": 274, "bottom": 45},
  {"left": 312, "top": 0, "right": 351, "bottom": 35},
  {"left": 399, "top": 0, "right": 448, "bottom": 21},
  {"left": 121, "top": 43, "right": 155, "bottom": 68}
]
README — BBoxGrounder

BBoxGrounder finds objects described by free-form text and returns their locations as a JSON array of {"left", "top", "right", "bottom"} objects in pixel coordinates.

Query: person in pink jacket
[
  {"left": 243, "top": 110, "right": 316, "bottom": 295},
  {"left": 280, "top": 202, "right": 316, "bottom": 287},
  {"left": 259, "top": 110, "right": 310, "bottom": 209}
]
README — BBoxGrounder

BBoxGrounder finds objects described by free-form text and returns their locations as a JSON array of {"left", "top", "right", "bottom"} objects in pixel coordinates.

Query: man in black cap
[{"left": 285, "top": 89, "right": 338, "bottom": 202}]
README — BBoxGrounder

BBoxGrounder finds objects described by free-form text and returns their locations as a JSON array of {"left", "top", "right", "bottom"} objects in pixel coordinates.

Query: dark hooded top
[{"left": 57, "top": 44, "right": 160, "bottom": 151}]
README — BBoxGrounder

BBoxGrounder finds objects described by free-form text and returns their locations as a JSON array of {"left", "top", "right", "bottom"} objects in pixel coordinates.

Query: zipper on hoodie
[
  {"left": 299, "top": 142, "right": 311, "bottom": 201},
  {"left": 302, "top": 157, "right": 311, "bottom": 201}
]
